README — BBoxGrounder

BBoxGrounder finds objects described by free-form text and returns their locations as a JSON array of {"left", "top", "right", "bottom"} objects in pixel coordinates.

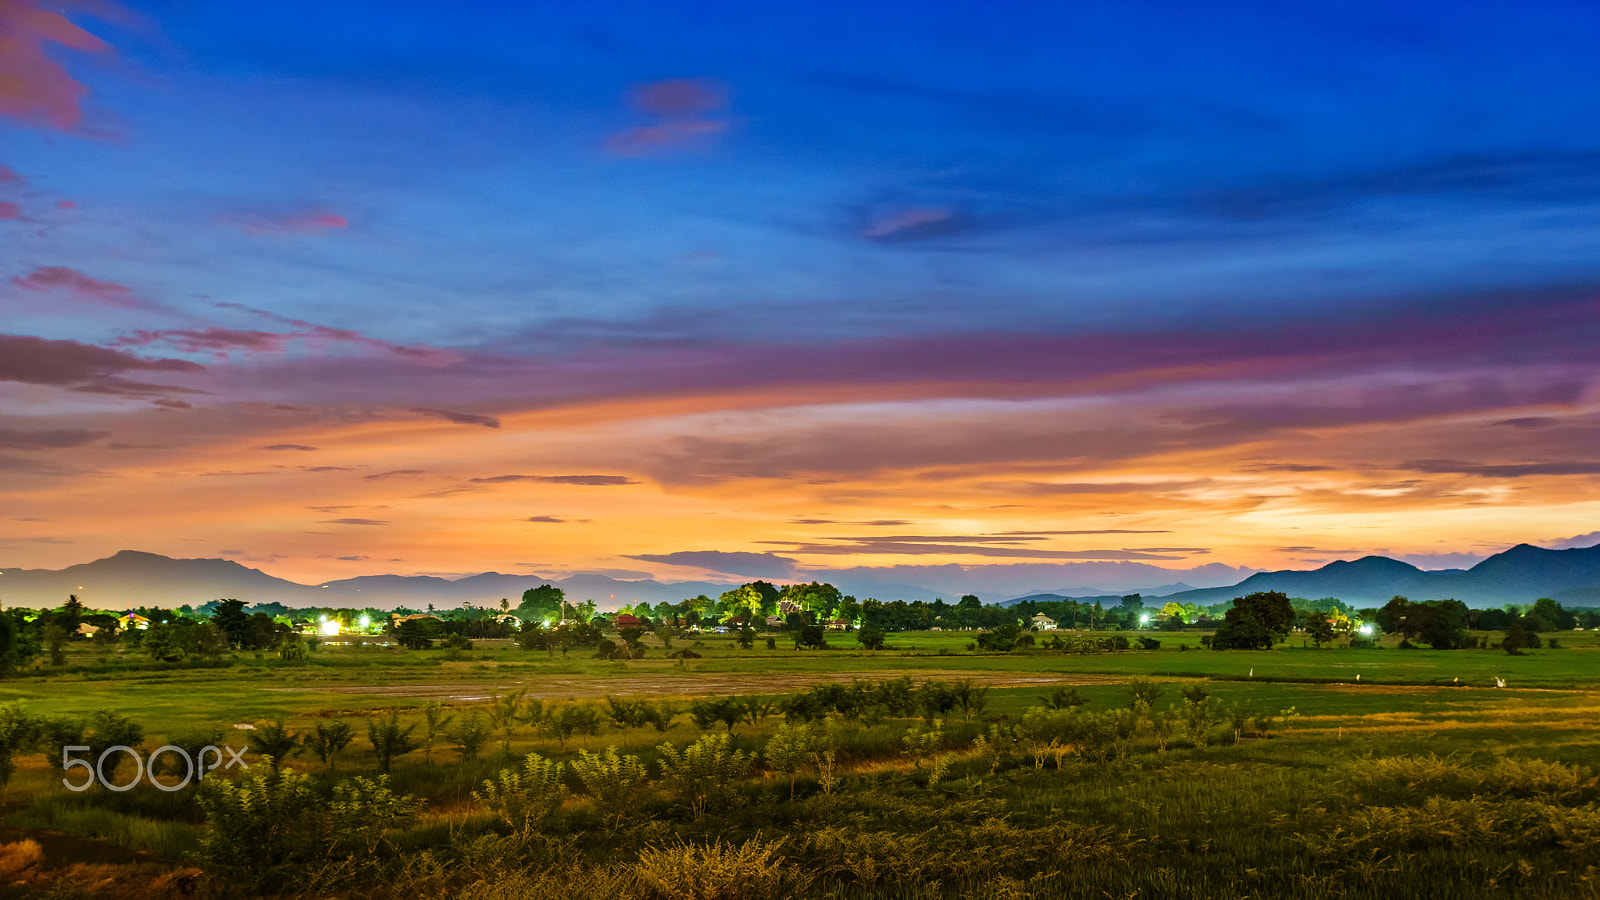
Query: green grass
[{"left": 7, "top": 629, "right": 1600, "bottom": 898}]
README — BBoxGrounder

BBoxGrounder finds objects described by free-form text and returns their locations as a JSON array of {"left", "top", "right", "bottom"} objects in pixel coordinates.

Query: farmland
[{"left": 3, "top": 629, "right": 1600, "bottom": 899}]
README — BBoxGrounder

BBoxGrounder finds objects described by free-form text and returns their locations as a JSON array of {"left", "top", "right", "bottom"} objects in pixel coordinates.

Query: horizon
[{"left": 5, "top": 2, "right": 1600, "bottom": 585}]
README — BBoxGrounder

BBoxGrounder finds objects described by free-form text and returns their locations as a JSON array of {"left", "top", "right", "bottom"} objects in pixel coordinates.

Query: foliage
[
  {"left": 635, "top": 837, "right": 803, "bottom": 900},
  {"left": 571, "top": 745, "right": 649, "bottom": 826},
  {"left": 764, "top": 722, "right": 816, "bottom": 799},
  {"left": 474, "top": 752, "right": 568, "bottom": 832},
  {"left": 368, "top": 713, "right": 419, "bottom": 774},
  {"left": 255, "top": 719, "right": 301, "bottom": 771},
  {"left": 196, "top": 764, "right": 323, "bottom": 885},
  {"left": 305, "top": 720, "right": 355, "bottom": 771},
  {"left": 657, "top": 731, "right": 754, "bottom": 820},
  {"left": 446, "top": 711, "right": 491, "bottom": 761},
  {"left": 328, "top": 774, "right": 423, "bottom": 854},
  {"left": 1208, "top": 591, "right": 1295, "bottom": 650},
  {"left": 855, "top": 626, "right": 885, "bottom": 650}
]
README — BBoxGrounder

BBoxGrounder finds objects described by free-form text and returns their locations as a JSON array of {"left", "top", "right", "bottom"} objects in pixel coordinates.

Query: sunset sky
[{"left": 3, "top": 1, "right": 1599, "bottom": 589}]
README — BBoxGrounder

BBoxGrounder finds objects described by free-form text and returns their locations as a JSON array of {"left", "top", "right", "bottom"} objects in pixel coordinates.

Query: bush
[
  {"left": 635, "top": 837, "right": 803, "bottom": 900},
  {"left": 656, "top": 732, "right": 754, "bottom": 819},
  {"left": 572, "top": 746, "right": 649, "bottom": 826},
  {"left": 474, "top": 752, "right": 567, "bottom": 833}
]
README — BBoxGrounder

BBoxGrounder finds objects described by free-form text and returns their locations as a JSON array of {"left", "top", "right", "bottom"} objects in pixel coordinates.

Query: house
[
  {"left": 119, "top": 612, "right": 150, "bottom": 631},
  {"left": 76, "top": 622, "right": 101, "bottom": 637},
  {"left": 825, "top": 618, "right": 851, "bottom": 631},
  {"left": 1030, "top": 613, "right": 1058, "bottom": 631},
  {"left": 490, "top": 613, "right": 520, "bottom": 626},
  {"left": 611, "top": 613, "right": 644, "bottom": 629},
  {"left": 777, "top": 600, "right": 802, "bottom": 615},
  {"left": 765, "top": 615, "right": 785, "bottom": 628},
  {"left": 389, "top": 613, "right": 440, "bottom": 627}
]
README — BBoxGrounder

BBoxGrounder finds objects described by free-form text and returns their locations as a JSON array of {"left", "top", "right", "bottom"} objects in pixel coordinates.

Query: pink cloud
[
  {"left": 213, "top": 301, "right": 457, "bottom": 365},
  {"left": 0, "top": 165, "right": 21, "bottom": 184},
  {"left": 0, "top": 333, "right": 203, "bottom": 396},
  {"left": 0, "top": 202, "right": 19, "bottom": 220},
  {"left": 605, "top": 78, "right": 730, "bottom": 157},
  {"left": 11, "top": 265, "right": 143, "bottom": 307},
  {"left": 0, "top": 1, "right": 111, "bottom": 131},
  {"left": 225, "top": 210, "right": 349, "bottom": 235},
  {"left": 110, "top": 327, "right": 289, "bottom": 357},
  {"left": 862, "top": 207, "right": 962, "bottom": 241},
  {"left": 57, "top": 200, "right": 76, "bottom": 209}
]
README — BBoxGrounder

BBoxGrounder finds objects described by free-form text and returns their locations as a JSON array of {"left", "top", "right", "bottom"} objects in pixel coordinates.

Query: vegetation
[{"left": 2, "top": 587, "right": 1600, "bottom": 897}]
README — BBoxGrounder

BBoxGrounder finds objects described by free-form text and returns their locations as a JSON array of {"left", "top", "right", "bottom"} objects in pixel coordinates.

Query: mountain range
[{"left": 1, "top": 542, "right": 1597, "bottom": 611}]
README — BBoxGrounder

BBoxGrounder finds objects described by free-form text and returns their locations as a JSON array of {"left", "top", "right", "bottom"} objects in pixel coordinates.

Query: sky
[{"left": 3, "top": 0, "right": 1600, "bottom": 591}]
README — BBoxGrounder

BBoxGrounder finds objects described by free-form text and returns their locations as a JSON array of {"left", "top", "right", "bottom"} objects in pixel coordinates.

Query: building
[
  {"left": 611, "top": 613, "right": 644, "bottom": 629},
  {"left": 1030, "top": 613, "right": 1058, "bottom": 631}
]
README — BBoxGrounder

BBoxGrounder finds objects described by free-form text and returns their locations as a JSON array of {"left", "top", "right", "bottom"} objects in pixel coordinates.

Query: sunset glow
[{"left": 4, "top": 1, "right": 1599, "bottom": 589}]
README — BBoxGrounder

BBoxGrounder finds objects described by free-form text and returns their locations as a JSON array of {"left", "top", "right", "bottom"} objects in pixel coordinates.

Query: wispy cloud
[
  {"left": 11, "top": 266, "right": 148, "bottom": 308},
  {"left": 412, "top": 407, "right": 500, "bottom": 428},
  {"left": 0, "top": 1, "right": 111, "bottom": 132},
  {"left": 605, "top": 78, "right": 730, "bottom": 157},
  {"left": 470, "top": 474, "right": 637, "bottom": 485}
]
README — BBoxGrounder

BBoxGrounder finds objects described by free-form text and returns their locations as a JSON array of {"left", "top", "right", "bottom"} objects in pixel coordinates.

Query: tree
[
  {"left": 1502, "top": 619, "right": 1542, "bottom": 654},
  {"left": 305, "top": 720, "right": 354, "bottom": 771},
  {"left": 445, "top": 712, "right": 490, "bottom": 760},
  {"left": 211, "top": 599, "right": 250, "bottom": 648},
  {"left": 516, "top": 584, "right": 565, "bottom": 625},
  {"left": 0, "top": 703, "right": 41, "bottom": 798},
  {"left": 255, "top": 720, "right": 301, "bottom": 772},
  {"left": 420, "top": 702, "right": 454, "bottom": 763},
  {"left": 368, "top": 713, "right": 418, "bottom": 774},
  {"left": 395, "top": 618, "right": 436, "bottom": 650},
  {"left": 856, "top": 626, "right": 886, "bottom": 650},
  {"left": 60, "top": 595, "right": 86, "bottom": 635},
  {"left": 793, "top": 625, "right": 828, "bottom": 650},
  {"left": 1530, "top": 598, "right": 1576, "bottom": 632},
  {"left": 143, "top": 623, "right": 186, "bottom": 663},
  {"left": 1208, "top": 592, "right": 1295, "bottom": 650},
  {"left": 42, "top": 623, "right": 67, "bottom": 667},
  {"left": 1305, "top": 612, "right": 1335, "bottom": 648}
]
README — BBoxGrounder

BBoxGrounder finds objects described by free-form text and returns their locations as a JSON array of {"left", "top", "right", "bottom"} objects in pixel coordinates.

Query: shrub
[
  {"left": 656, "top": 732, "right": 754, "bottom": 819},
  {"left": 305, "top": 720, "right": 355, "bottom": 771},
  {"left": 635, "top": 837, "right": 803, "bottom": 900},
  {"left": 196, "top": 764, "right": 322, "bottom": 885},
  {"left": 368, "top": 713, "right": 418, "bottom": 774},
  {"left": 572, "top": 746, "right": 649, "bottom": 826},
  {"left": 475, "top": 752, "right": 567, "bottom": 833},
  {"left": 328, "top": 774, "right": 423, "bottom": 854},
  {"left": 765, "top": 722, "right": 816, "bottom": 799},
  {"left": 255, "top": 719, "right": 301, "bottom": 771},
  {"left": 447, "top": 711, "right": 491, "bottom": 761}
]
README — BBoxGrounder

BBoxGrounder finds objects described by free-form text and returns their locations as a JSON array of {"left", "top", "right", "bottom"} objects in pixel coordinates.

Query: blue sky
[{"left": 3, "top": 0, "right": 1599, "bottom": 583}]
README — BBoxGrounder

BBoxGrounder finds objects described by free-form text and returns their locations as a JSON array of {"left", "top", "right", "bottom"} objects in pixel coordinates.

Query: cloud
[
  {"left": 225, "top": 210, "right": 349, "bottom": 235},
  {"left": 1492, "top": 417, "right": 1560, "bottom": 429},
  {"left": 0, "top": 333, "right": 204, "bottom": 396},
  {"left": 861, "top": 207, "right": 969, "bottom": 242},
  {"left": 524, "top": 516, "right": 567, "bottom": 523},
  {"left": 0, "top": 202, "right": 19, "bottom": 220},
  {"left": 1550, "top": 532, "right": 1600, "bottom": 550},
  {"left": 789, "top": 518, "right": 913, "bottom": 526},
  {"left": 0, "top": 427, "right": 108, "bottom": 449},
  {"left": 1399, "top": 459, "right": 1600, "bottom": 478},
  {"left": 412, "top": 407, "right": 501, "bottom": 428},
  {"left": 605, "top": 78, "right": 730, "bottom": 157},
  {"left": 111, "top": 328, "right": 288, "bottom": 356},
  {"left": 0, "top": 0, "right": 111, "bottom": 131},
  {"left": 262, "top": 444, "right": 317, "bottom": 451},
  {"left": 321, "top": 518, "right": 389, "bottom": 526},
  {"left": 152, "top": 398, "right": 192, "bottom": 409},
  {"left": 0, "top": 165, "right": 20, "bottom": 184},
  {"left": 470, "top": 474, "right": 638, "bottom": 486},
  {"left": 303, "top": 466, "right": 355, "bottom": 472},
  {"left": 627, "top": 550, "right": 799, "bottom": 578},
  {"left": 212, "top": 302, "right": 456, "bottom": 365},
  {"left": 11, "top": 266, "right": 146, "bottom": 308},
  {"left": 364, "top": 469, "right": 425, "bottom": 481},
  {"left": 766, "top": 535, "right": 1185, "bottom": 560}
]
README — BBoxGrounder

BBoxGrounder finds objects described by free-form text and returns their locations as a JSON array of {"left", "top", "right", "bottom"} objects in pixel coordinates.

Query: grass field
[{"left": 3, "top": 630, "right": 1599, "bottom": 898}]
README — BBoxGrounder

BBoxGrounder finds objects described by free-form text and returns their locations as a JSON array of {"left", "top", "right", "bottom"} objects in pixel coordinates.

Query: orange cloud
[{"left": 0, "top": 0, "right": 111, "bottom": 131}]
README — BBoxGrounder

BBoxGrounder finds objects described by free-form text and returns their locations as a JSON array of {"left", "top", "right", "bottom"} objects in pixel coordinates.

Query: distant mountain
[
  {"left": 5, "top": 542, "right": 1596, "bottom": 612},
  {"left": 0, "top": 551, "right": 739, "bottom": 611},
  {"left": 1159, "top": 543, "right": 1600, "bottom": 607}
]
